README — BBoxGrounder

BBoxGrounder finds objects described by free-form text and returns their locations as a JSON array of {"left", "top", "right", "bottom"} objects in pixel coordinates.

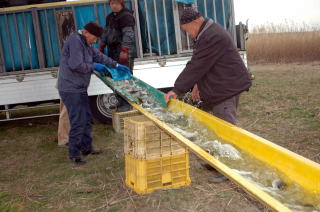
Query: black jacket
[
  {"left": 173, "top": 19, "right": 251, "bottom": 108},
  {"left": 100, "top": 8, "right": 135, "bottom": 66},
  {"left": 101, "top": 8, "right": 135, "bottom": 47}
]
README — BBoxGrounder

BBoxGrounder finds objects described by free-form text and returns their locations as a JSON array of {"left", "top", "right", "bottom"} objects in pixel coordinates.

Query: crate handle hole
[{"left": 163, "top": 182, "right": 172, "bottom": 186}]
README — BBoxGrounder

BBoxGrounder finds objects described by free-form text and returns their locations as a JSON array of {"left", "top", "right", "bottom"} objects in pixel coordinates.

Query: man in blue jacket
[{"left": 58, "top": 21, "right": 130, "bottom": 164}]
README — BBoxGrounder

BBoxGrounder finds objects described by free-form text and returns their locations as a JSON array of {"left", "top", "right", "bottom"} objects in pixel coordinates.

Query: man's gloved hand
[
  {"left": 119, "top": 46, "right": 129, "bottom": 64},
  {"left": 99, "top": 43, "right": 107, "bottom": 53},
  {"left": 116, "top": 64, "right": 131, "bottom": 73},
  {"left": 93, "top": 63, "right": 106, "bottom": 77},
  {"left": 104, "top": 64, "right": 132, "bottom": 81}
]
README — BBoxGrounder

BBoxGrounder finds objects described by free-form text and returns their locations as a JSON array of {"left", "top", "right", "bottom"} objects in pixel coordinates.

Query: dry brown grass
[{"left": 247, "top": 23, "right": 320, "bottom": 63}]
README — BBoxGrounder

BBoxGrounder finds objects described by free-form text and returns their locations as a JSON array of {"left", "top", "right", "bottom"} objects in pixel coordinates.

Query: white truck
[{"left": 0, "top": 0, "right": 247, "bottom": 123}]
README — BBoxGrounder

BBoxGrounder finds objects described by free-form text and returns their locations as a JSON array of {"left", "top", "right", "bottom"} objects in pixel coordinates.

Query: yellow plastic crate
[
  {"left": 124, "top": 115, "right": 187, "bottom": 159},
  {"left": 125, "top": 153, "right": 191, "bottom": 194},
  {"left": 112, "top": 109, "right": 141, "bottom": 133}
]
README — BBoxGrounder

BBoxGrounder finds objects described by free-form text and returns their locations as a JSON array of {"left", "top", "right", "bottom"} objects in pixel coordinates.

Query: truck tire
[{"left": 89, "top": 94, "right": 119, "bottom": 124}]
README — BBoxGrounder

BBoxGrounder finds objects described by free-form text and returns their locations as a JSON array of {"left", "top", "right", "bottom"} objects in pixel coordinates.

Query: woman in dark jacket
[
  {"left": 99, "top": 0, "right": 136, "bottom": 111},
  {"left": 99, "top": 0, "right": 136, "bottom": 71}
]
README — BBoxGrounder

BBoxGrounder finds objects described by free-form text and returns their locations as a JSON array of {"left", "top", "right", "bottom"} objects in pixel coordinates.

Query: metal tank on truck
[{"left": 0, "top": 0, "right": 247, "bottom": 123}]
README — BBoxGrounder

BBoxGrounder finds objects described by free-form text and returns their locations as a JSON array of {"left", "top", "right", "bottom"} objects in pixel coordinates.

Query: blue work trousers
[{"left": 59, "top": 91, "right": 93, "bottom": 158}]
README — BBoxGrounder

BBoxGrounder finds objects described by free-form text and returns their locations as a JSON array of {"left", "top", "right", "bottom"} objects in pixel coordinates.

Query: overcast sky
[{"left": 234, "top": 0, "right": 320, "bottom": 28}]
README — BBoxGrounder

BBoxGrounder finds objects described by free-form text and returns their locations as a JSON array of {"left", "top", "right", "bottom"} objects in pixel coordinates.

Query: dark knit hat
[
  {"left": 84, "top": 21, "right": 103, "bottom": 37},
  {"left": 180, "top": 7, "right": 201, "bottom": 25}
]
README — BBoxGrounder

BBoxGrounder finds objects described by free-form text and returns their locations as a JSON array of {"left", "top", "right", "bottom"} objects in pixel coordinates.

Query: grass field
[{"left": 0, "top": 63, "right": 319, "bottom": 211}]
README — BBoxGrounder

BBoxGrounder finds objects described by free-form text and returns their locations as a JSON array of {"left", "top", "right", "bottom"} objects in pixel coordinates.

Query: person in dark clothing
[
  {"left": 58, "top": 21, "right": 131, "bottom": 164},
  {"left": 99, "top": 0, "right": 136, "bottom": 112},
  {"left": 165, "top": 8, "right": 251, "bottom": 182},
  {"left": 99, "top": 0, "right": 136, "bottom": 71}
]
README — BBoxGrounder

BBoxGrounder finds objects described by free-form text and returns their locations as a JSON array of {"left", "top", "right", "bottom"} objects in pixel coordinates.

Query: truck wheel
[{"left": 89, "top": 94, "right": 119, "bottom": 124}]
